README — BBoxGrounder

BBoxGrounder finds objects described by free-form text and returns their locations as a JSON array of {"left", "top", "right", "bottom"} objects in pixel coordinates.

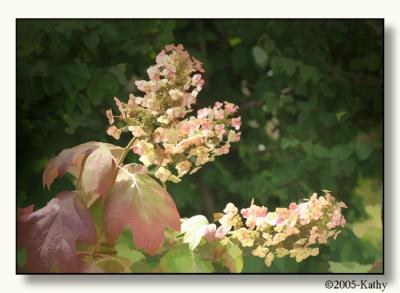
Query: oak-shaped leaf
[
  {"left": 17, "top": 191, "right": 97, "bottom": 272},
  {"left": 43, "top": 141, "right": 123, "bottom": 190},
  {"left": 80, "top": 145, "right": 120, "bottom": 206},
  {"left": 104, "top": 168, "right": 180, "bottom": 256}
]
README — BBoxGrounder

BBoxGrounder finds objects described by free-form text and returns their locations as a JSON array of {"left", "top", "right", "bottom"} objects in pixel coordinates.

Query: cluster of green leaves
[{"left": 17, "top": 19, "right": 383, "bottom": 272}]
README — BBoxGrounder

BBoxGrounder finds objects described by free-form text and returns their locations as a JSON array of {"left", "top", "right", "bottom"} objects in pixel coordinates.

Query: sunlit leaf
[
  {"left": 181, "top": 215, "right": 209, "bottom": 251},
  {"left": 115, "top": 243, "right": 146, "bottom": 264},
  {"left": 159, "top": 244, "right": 214, "bottom": 273},
  {"left": 104, "top": 168, "right": 180, "bottom": 255}
]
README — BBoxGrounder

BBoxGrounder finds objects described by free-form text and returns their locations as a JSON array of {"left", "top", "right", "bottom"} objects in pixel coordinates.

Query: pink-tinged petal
[
  {"left": 203, "top": 224, "right": 217, "bottom": 242},
  {"left": 106, "top": 109, "right": 114, "bottom": 125},
  {"left": 231, "top": 117, "right": 242, "bottom": 130},
  {"left": 214, "top": 101, "right": 223, "bottom": 109}
]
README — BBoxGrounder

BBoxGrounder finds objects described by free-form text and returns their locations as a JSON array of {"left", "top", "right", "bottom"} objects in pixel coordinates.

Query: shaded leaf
[
  {"left": 252, "top": 46, "right": 268, "bottom": 68},
  {"left": 80, "top": 145, "right": 119, "bottom": 207},
  {"left": 17, "top": 191, "right": 97, "bottom": 272},
  {"left": 270, "top": 56, "right": 297, "bottom": 76},
  {"left": 356, "top": 141, "right": 374, "bottom": 160},
  {"left": 82, "top": 30, "right": 100, "bottom": 49},
  {"left": 313, "top": 144, "right": 330, "bottom": 158},
  {"left": 302, "top": 140, "right": 313, "bottom": 155},
  {"left": 331, "top": 145, "right": 353, "bottom": 160},
  {"left": 281, "top": 137, "right": 300, "bottom": 150},
  {"left": 104, "top": 168, "right": 180, "bottom": 255},
  {"left": 43, "top": 142, "right": 123, "bottom": 190},
  {"left": 299, "top": 64, "right": 320, "bottom": 84}
]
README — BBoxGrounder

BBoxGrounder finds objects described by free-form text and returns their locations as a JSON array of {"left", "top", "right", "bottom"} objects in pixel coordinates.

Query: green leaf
[
  {"left": 264, "top": 38, "right": 275, "bottom": 53},
  {"left": 223, "top": 241, "right": 243, "bottom": 273},
  {"left": 43, "top": 77, "right": 63, "bottom": 95},
  {"left": 115, "top": 229, "right": 135, "bottom": 249},
  {"left": 131, "top": 261, "right": 154, "bottom": 273},
  {"left": 228, "top": 37, "right": 242, "bottom": 47},
  {"left": 76, "top": 94, "right": 92, "bottom": 115},
  {"left": 356, "top": 141, "right": 374, "bottom": 160},
  {"left": 318, "top": 112, "right": 336, "bottom": 128},
  {"left": 17, "top": 247, "right": 27, "bottom": 267},
  {"left": 87, "top": 74, "right": 119, "bottom": 106},
  {"left": 313, "top": 144, "right": 330, "bottom": 158},
  {"left": 263, "top": 91, "right": 279, "bottom": 112},
  {"left": 281, "top": 137, "right": 300, "bottom": 150},
  {"left": 115, "top": 243, "right": 146, "bottom": 264},
  {"left": 364, "top": 53, "right": 380, "bottom": 72},
  {"left": 270, "top": 56, "right": 297, "bottom": 76},
  {"left": 341, "top": 158, "right": 356, "bottom": 176},
  {"left": 331, "top": 145, "right": 353, "bottom": 160},
  {"left": 252, "top": 46, "right": 268, "bottom": 68},
  {"left": 336, "top": 111, "right": 348, "bottom": 121},
  {"left": 89, "top": 256, "right": 131, "bottom": 273},
  {"left": 302, "top": 140, "right": 313, "bottom": 155},
  {"left": 159, "top": 244, "right": 214, "bottom": 273},
  {"left": 82, "top": 31, "right": 100, "bottom": 49},
  {"left": 329, "top": 261, "right": 373, "bottom": 273},
  {"left": 299, "top": 64, "right": 320, "bottom": 84},
  {"left": 89, "top": 198, "right": 104, "bottom": 239}
]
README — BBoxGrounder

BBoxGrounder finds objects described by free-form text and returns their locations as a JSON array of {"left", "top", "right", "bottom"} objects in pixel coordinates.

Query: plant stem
[{"left": 118, "top": 137, "right": 136, "bottom": 166}]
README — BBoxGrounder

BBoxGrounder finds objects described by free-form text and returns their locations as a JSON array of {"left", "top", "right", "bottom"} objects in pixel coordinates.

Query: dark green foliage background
[{"left": 16, "top": 19, "right": 383, "bottom": 273}]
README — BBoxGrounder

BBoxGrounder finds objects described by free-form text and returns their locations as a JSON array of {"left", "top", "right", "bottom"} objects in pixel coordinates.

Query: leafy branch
[{"left": 17, "top": 44, "right": 346, "bottom": 273}]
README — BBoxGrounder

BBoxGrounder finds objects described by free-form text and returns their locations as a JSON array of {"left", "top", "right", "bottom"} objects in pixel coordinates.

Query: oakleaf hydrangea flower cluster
[
  {"left": 182, "top": 191, "right": 347, "bottom": 268},
  {"left": 106, "top": 44, "right": 241, "bottom": 183}
]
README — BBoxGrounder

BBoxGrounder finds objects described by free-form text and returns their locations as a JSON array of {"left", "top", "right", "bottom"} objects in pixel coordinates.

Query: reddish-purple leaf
[
  {"left": 43, "top": 142, "right": 123, "bottom": 190},
  {"left": 17, "top": 191, "right": 97, "bottom": 272},
  {"left": 104, "top": 168, "right": 180, "bottom": 256},
  {"left": 80, "top": 145, "right": 118, "bottom": 207}
]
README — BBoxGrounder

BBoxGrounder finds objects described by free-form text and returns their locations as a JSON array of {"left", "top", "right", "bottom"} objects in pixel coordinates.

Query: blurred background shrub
[{"left": 16, "top": 19, "right": 383, "bottom": 273}]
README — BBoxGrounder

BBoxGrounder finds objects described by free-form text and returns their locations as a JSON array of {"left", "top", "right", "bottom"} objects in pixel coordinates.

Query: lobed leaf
[
  {"left": 80, "top": 145, "right": 119, "bottom": 207},
  {"left": 17, "top": 191, "right": 97, "bottom": 272},
  {"left": 159, "top": 244, "right": 214, "bottom": 273},
  {"left": 104, "top": 168, "right": 180, "bottom": 255},
  {"left": 115, "top": 243, "right": 146, "bottom": 264},
  {"left": 42, "top": 141, "right": 123, "bottom": 190}
]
